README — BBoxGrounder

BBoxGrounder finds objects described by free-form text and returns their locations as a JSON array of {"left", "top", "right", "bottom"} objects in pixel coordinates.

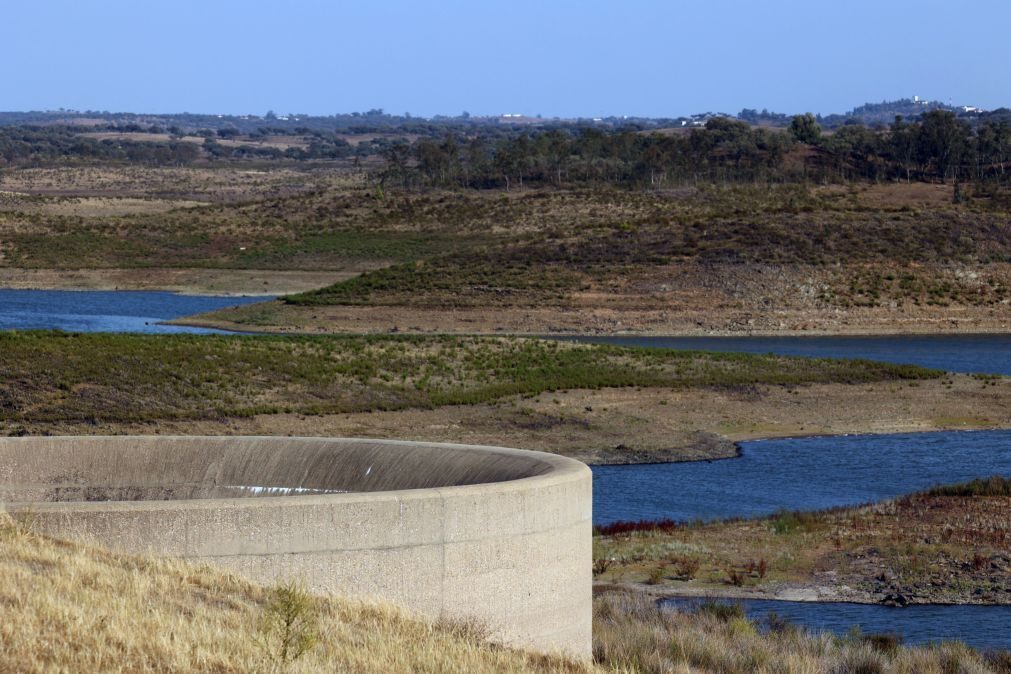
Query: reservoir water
[
  {"left": 593, "top": 429, "right": 1011, "bottom": 524},
  {"left": 0, "top": 288, "right": 267, "bottom": 333},
  {"left": 659, "top": 597, "right": 1011, "bottom": 651},
  {"left": 559, "top": 334, "right": 1011, "bottom": 376},
  {"left": 593, "top": 430, "right": 1011, "bottom": 650}
]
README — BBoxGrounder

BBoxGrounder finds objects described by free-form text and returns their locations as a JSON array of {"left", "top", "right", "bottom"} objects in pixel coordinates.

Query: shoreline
[
  {"left": 171, "top": 318, "right": 1011, "bottom": 338},
  {"left": 18, "top": 377, "right": 1011, "bottom": 466},
  {"left": 597, "top": 583, "right": 1011, "bottom": 607},
  {"left": 170, "top": 301, "right": 1011, "bottom": 338},
  {"left": 0, "top": 268, "right": 360, "bottom": 297}
]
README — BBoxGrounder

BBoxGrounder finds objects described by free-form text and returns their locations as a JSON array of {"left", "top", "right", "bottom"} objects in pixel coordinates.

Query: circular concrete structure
[{"left": 0, "top": 436, "right": 592, "bottom": 657}]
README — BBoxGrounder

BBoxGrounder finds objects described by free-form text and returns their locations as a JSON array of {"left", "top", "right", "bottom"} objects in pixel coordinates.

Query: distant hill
[
  {"left": 0, "top": 97, "right": 999, "bottom": 137},
  {"left": 819, "top": 97, "right": 968, "bottom": 127}
]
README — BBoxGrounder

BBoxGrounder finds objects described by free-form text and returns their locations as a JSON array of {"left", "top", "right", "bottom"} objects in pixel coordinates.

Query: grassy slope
[
  {"left": 280, "top": 183, "right": 1011, "bottom": 310},
  {"left": 0, "top": 332, "right": 939, "bottom": 428},
  {"left": 594, "top": 478, "right": 1011, "bottom": 605},
  {"left": 0, "top": 515, "right": 595, "bottom": 674}
]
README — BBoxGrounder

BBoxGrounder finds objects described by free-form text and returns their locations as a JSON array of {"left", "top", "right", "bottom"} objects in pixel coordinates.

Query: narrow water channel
[{"left": 659, "top": 597, "right": 1011, "bottom": 651}]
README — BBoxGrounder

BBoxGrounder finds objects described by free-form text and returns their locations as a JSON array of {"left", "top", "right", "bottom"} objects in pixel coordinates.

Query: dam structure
[{"left": 0, "top": 436, "right": 592, "bottom": 657}]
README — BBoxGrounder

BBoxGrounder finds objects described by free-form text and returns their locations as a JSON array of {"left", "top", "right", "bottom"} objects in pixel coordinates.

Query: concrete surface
[{"left": 0, "top": 436, "right": 592, "bottom": 658}]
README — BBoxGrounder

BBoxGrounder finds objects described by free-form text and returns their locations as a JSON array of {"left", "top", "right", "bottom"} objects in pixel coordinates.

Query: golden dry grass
[
  {"left": 0, "top": 514, "right": 597, "bottom": 674},
  {"left": 3, "top": 513, "right": 1008, "bottom": 673}
]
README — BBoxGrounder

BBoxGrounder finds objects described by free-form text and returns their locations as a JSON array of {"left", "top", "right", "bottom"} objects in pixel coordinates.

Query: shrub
[
  {"left": 255, "top": 580, "right": 320, "bottom": 668},
  {"left": 928, "top": 476, "right": 1011, "bottom": 497},
  {"left": 697, "top": 601, "right": 746, "bottom": 622},
  {"left": 670, "top": 554, "right": 701, "bottom": 580}
]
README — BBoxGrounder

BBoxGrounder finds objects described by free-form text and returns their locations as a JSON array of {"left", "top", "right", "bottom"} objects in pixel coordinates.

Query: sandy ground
[{"left": 25, "top": 375, "right": 1011, "bottom": 466}]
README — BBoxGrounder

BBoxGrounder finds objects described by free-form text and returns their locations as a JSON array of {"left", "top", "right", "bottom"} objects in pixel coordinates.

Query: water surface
[
  {"left": 0, "top": 288, "right": 268, "bottom": 333},
  {"left": 660, "top": 597, "right": 1011, "bottom": 651},
  {"left": 593, "top": 429, "right": 1011, "bottom": 524}
]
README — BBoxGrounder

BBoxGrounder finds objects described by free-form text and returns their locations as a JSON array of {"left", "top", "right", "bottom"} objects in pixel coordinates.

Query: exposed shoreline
[
  {"left": 597, "top": 582, "right": 1011, "bottom": 608},
  {"left": 0, "top": 268, "right": 362, "bottom": 297},
  {"left": 3, "top": 269, "right": 1009, "bottom": 338},
  {"left": 170, "top": 300, "right": 1011, "bottom": 338}
]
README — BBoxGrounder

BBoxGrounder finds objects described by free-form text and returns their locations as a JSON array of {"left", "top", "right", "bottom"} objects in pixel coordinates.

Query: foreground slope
[
  {"left": 4, "top": 515, "right": 1009, "bottom": 673},
  {"left": 0, "top": 514, "right": 594, "bottom": 674}
]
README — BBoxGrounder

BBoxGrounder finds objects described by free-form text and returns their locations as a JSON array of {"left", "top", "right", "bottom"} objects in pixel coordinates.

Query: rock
[{"left": 881, "top": 593, "right": 908, "bottom": 607}]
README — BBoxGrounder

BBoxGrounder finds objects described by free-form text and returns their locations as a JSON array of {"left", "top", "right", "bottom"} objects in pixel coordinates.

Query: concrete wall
[{"left": 0, "top": 436, "right": 592, "bottom": 658}]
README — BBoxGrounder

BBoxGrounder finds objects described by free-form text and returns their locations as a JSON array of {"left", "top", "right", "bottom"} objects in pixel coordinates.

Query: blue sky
[{"left": 6, "top": 0, "right": 1009, "bottom": 118}]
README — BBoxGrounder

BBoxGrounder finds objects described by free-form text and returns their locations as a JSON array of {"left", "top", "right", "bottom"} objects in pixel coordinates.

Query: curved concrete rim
[
  {"left": 2, "top": 436, "right": 591, "bottom": 510},
  {"left": 0, "top": 435, "right": 594, "bottom": 658}
]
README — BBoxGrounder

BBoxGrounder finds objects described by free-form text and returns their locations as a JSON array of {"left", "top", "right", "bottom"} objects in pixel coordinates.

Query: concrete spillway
[{"left": 0, "top": 436, "right": 592, "bottom": 657}]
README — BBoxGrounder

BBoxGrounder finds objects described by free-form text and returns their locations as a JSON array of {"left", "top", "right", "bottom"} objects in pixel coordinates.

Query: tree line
[
  {"left": 384, "top": 111, "right": 1011, "bottom": 190},
  {"left": 1, "top": 112, "right": 1008, "bottom": 192}
]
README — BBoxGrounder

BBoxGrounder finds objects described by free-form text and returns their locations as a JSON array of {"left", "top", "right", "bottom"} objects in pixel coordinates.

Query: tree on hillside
[{"left": 789, "top": 113, "right": 822, "bottom": 144}]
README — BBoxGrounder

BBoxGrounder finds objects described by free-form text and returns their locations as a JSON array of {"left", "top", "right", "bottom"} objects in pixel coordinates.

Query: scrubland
[
  {"left": 2, "top": 166, "right": 1010, "bottom": 334},
  {"left": 594, "top": 478, "right": 1011, "bottom": 606}
]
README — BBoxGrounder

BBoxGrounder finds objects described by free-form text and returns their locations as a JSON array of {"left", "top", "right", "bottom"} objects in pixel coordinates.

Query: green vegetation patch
[
  {"left": 928, "top": 476, "right": 1011, "bottom": 497},
  {"left": 0, "top": 332, "right": 940, "bottom": 426}
]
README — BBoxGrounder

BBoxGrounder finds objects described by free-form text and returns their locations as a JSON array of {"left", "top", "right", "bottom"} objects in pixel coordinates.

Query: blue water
[
  {"left": 0, "top": 289, "right": 268, "bottom": 333},
  {"left": 593, "top": 429, "right": 1011, "bottom": 525},
  {"left": 660, "top": 597, "right": 1011, "bottom": 651},
  {"left": 595, "top": 429, "right": 1011, "bottom": 649},
  {"left": 558, "top": 334, "right": 1011, "bottom": 376}
]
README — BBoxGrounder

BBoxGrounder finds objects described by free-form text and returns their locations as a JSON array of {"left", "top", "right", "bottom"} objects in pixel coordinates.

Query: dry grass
[
  {"left": 0, "top": 332, "right": 937, "bottom": 429},
  {"left": 76, "top": 132, "right": 313, "bottom": 151},
  {"left": 3, "top": 514, "right": 1007, "bottom": 673},
  {"left": 0, "top": 195, "right": 208, "bottom": 216},
  {"left": 0, "top": 513, "right": 597, "bottom": 674}
]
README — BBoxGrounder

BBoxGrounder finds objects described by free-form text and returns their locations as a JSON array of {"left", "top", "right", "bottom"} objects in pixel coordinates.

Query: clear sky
[{"left": 6, "top": 0, "right": 1009, "bottom": 118}]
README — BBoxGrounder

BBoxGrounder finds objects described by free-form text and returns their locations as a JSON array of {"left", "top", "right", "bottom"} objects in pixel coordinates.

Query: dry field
[
  {"left": 0, "top": 514, "right": 596, "bottom": 674},
  {"left": 77, "top": 131, "right": 315, "bottom": 150}
]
